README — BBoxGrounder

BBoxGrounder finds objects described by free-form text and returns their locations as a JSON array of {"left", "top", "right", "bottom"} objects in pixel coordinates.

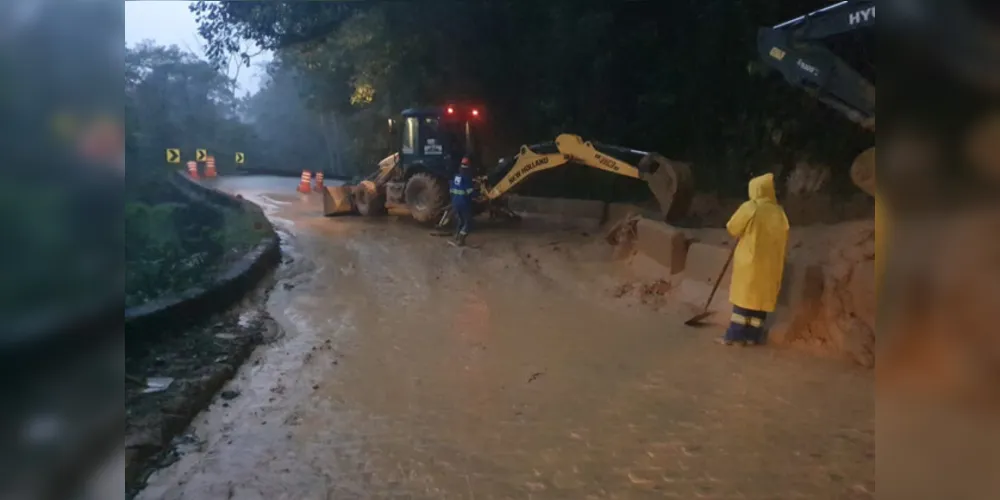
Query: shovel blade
[
  {"left": 683, "top": 311, "right": 715, "bottom": 327},
  {"left": 323, "top": 185, "right": 356, "bottom": 216}
]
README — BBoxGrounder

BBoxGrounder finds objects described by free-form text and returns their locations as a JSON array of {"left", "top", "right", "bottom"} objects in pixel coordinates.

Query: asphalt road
[{"left": 138, "top": 176, "right": 875, "bottom": 499}]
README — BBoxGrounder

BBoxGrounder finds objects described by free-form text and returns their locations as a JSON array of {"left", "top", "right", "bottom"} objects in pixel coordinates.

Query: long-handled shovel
[{"left": 684, "top": 245, "right": 737, "bottom": 327}]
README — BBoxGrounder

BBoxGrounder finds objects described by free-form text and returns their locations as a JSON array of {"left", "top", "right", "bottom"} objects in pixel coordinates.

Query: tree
[
  {"left": 126, "top": 41, "right": 257, "bottom": 185},
  {"left": 195, "top": 0, "right": 874, "bottom": 197},
  {"left": 242, "top": 61, "right": 339, "bottom": 174}
]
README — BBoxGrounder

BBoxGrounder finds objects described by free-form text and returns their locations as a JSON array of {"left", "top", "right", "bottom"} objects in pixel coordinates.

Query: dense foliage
[
  {"left": 126, "top": 42, "right": 254, "bottom": 183},
  {"left": 194, "top": 0, "right": 874, "bottom": 196},
  {"left": 125, "top": 42, "right": 270, "bottom": 306}
]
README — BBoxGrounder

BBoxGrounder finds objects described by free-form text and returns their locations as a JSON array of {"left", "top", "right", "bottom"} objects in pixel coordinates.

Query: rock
[
  {"left": 126, "top": 428, "right": 162, "bottom": 450},
  {"left": 220, "top": 390, "right": 240, "bottom": 401}
]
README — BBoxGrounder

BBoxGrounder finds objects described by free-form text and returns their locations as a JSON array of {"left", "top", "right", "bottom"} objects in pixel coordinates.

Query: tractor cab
[
  {"left": 391, "top": 105, "right": 484, "bottom": 178},
  {"left": 325, "top": 105, "right": 488, "bottom": 224}
]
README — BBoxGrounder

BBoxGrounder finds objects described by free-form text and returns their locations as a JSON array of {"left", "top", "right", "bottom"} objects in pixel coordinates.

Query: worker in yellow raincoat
[{"left": 719, "top": 173, "right": 790, "bottom": 346}]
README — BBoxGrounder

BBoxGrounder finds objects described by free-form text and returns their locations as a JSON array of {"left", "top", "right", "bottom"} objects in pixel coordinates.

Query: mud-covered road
[{"left": 138, "top": 176, "right": 874, "bottom": 499}]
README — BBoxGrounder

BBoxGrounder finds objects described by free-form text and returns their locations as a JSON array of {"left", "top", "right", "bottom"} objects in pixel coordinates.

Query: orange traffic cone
[
  {"left": 204, "top": 156, "right": 217, "bottom": 178},
  {"left": 314, "top": 172, "right": 325, "bottom": 192},
  {"left": 297, "top": 171, "right": 313, "bottom": 193},
  {"left": 187, "top": 161, "right": 199, "bottom": 179}
]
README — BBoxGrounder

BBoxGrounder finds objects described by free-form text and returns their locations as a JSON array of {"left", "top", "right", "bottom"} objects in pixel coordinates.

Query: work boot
[{"left": 457, "top": 233, "right": 468, "bottom": 247}]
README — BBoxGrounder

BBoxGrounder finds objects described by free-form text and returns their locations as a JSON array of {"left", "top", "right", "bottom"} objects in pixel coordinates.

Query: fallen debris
[
  {"left": 605, "top": 215, "right": 641, "bottom": 246},
  {"left": 220, "top": 390, "right": 241, "bottom": 401},
  {"left": 126, "top": 305, "right": 279, "bottom": 497},
  {"left": 612, "top": 283, "right": 635, "bottom": 298},
  {"left": 143, "top": 378, "right": 175, "bottom": 395},
  {"left": 640, "top": 280, "right": 673, "bottom": 301}
]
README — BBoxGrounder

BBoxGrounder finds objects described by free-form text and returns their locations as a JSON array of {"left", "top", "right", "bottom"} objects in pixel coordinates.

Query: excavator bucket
[
  {"left": 637, "top": 153, "right": 694, "bottom": 222},
  {"left": 323, "top": 185, "right": 357, "bottom": 216}
]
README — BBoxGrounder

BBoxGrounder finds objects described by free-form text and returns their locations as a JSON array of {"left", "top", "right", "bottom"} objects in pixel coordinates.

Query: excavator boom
[
  {"left": 757, "top": 1, "right": 876, "bottom": 194},
  {"left": 757, "top": 0, "right": 875, "bottom": 129},
  {"left": 484, "top": 134, "right": 693, "bottom": 221}
]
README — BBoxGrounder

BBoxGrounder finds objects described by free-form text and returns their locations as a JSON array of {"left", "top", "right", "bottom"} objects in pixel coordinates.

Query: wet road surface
[{"left": 139, "top": 176, "right": 874, "bottom": 499}]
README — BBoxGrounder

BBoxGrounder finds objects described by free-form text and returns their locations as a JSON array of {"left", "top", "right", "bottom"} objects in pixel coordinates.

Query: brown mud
[
  {"left": 132, "top": 177, "right": 874, "bottom": 500},
  {"left": 602, "top": 214, "right": 877, "bottom": 368},
  {"left": 125, "top": 287, "right": 280, "bottom": 498}
]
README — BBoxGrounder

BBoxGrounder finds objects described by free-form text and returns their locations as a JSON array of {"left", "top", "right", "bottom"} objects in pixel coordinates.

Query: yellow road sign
[
  {"left": 235, "top": 152, "right": 245, "bottom": 165},
  {"left": 166, "top": 148, "right": 181, "bottom": 164},
  {"left": 196, "top": 149, "right": 208, "bottom": 162}
]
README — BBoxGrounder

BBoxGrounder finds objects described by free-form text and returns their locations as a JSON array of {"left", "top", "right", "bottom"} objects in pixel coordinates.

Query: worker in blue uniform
[{"left": 449, "top": 157, "right": 475, "bottom": 247}]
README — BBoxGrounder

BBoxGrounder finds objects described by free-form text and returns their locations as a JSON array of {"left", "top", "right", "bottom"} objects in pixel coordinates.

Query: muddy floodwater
[{"left": 138, "top": 176, "right": 874, "bottom": 499}]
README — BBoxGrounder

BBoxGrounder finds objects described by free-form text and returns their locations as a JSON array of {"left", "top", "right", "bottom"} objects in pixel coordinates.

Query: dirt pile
[
  {"left": 771, "top": 222, "right": 877, "bottom": 367},
  {"left": 602, "top": 215, "right": 878, "bottom": 366}
]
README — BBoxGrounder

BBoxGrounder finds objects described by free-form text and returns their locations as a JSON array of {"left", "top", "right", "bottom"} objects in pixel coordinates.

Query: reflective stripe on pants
[{"left": 724, "top": 306, "right": 767, "bottom": 343}]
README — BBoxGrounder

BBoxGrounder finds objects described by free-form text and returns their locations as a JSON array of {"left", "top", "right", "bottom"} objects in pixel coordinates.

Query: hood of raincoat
[{"left": 748, "top": 173, "right": 777, "bottom": 203}]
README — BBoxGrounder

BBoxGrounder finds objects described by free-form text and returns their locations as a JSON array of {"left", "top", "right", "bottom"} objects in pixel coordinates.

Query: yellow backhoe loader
[{"left": 323, "top": 106, "right": 693, "bottom": 225}]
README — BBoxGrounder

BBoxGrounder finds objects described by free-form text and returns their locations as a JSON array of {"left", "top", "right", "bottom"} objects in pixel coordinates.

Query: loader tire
[
  {"left": 354, "top": 185, "right": 387, "bottom": 217},
  {"left": 405, "top": 173, "right": 448, "bottom": 224}
]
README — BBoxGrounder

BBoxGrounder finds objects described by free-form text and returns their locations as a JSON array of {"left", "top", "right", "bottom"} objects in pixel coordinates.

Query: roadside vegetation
[
  {"left": 125, "top": 43, "right": 275, "bottom": 306},
  {"left": 193, "top": 0, "right": 873, "bottom": 198}
]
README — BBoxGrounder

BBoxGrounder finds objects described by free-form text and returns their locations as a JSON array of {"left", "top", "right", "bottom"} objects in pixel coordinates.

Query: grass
[{"left": 125, "top": 192, "right": 272, "bottom": 309}]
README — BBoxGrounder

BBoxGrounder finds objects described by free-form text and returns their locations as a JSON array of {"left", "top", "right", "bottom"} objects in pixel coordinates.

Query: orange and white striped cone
[
  {"left": 186, "top": 161, "right": 199, "bottom": 180},
  {"left": 297, "top": 171, "right": 313, "bottom": 193},
  {"left": 313, "top": 172, "right": 325, "bottom": 192},
  {"left": 205, "top": 156, "right": 217, "bottom": 178}
]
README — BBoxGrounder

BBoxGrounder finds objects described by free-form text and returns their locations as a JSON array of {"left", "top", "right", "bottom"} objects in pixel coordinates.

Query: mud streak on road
[{"left": 138, "top": 176, "right": 874, "bottom": 499}]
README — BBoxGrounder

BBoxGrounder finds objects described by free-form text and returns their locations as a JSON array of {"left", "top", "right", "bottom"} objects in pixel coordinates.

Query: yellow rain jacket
[{"left": 726, "top": 173, "right": 790, "bottom": 312}]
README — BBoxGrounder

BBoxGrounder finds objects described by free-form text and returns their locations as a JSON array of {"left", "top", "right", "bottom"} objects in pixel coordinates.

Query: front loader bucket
[
  {"left": 638, "top": 153, "right": 694, "bottom": 222},
  {"left": 323, "top": 185, "right": 357, "bottom": 216}
]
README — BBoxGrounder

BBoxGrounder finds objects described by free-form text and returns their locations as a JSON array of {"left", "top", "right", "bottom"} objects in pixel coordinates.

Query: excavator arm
[
  {"left": 482, "top": 134, "right": 693, "bottom": 221},
  {"left": 757, "top": 0, "right": 875, "bottom": 129},
  {"left": 758, "top": 0, "right": 876, "bottom": 199}
]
